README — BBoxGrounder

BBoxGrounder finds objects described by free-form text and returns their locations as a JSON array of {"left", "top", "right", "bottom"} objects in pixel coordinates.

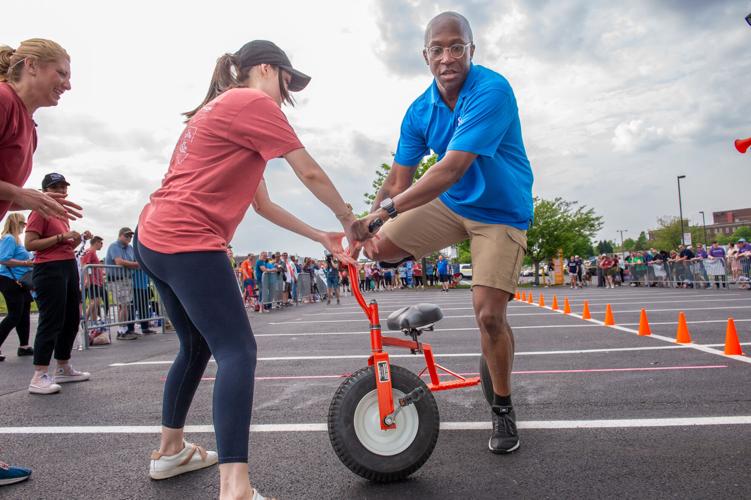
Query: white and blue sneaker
[{"left": 0, "top": 462, "right": 31, "bottom": 486}]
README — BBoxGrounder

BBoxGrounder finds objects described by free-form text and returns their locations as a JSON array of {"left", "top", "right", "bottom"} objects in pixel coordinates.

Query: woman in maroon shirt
[{"left": 0, "top": 40, "right": 80, "bottom": 221}]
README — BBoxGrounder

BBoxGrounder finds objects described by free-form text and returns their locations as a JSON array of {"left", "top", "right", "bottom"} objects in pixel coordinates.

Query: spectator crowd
[{"left": 548, "top": 239, "right": 751, "bottom": 290}]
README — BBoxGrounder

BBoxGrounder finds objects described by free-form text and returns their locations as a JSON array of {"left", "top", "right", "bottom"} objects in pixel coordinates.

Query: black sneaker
[
  {"left": 17, "top": 346, "right": 34, "bottom": 356},
  {"left": 489, "top": 405, "right": 520, "bottom": 454}
]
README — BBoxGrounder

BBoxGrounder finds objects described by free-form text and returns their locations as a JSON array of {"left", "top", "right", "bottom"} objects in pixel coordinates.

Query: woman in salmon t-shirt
[{"left": 134, "top": 41, "right": 369, "bottom": 499}]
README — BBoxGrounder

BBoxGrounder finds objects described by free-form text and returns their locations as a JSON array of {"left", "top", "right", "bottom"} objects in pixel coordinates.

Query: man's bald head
[{"left": 424, "top": 11, "right": 473, "bottom": 46}]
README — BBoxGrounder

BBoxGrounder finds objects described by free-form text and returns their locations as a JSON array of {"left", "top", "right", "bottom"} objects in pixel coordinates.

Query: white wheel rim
[{"left": 353, "top": 388, "right": 419, "bottom": 456}]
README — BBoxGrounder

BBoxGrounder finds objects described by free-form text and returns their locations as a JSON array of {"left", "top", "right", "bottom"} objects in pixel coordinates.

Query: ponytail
[
  {"left": 183, "top": 53, "right": 240, "bottom": 121},
  {"left": 0, "top": 45, "right": 16, "bottom": 83}
]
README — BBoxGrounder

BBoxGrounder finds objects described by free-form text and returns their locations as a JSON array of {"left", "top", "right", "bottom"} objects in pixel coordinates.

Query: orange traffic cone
[
  {"left": 604, "top": 304, "right": 615, "bottom": 326},
  {"left": 527, "top": 292, "right": 534, "bottom": 304},
  {"left": 675, "top": 312, "right": 691, "bottom": 344},
  {"left": 563, "top": 297, "right": 571, "bottom": 314},
  {"left": 581, "top": 301, "right": 591, "bottom": 320},
  {"left": 638, "top": 309, "right": 651, "bottom": 336},
  {"left": 520, "top": 291, "right": 526, "bottom": 302},
  {"left": 515, "top": 291, "right": 520, "bottom": 301},
  {"left": 551, "top": 295, "right": 559, "bottom": 311},
  {"left": 724, "top": 318, "right": 743, "bottom": 355},
  {"left": 538, "top": 293, "right": 545, "bottom": 307}
]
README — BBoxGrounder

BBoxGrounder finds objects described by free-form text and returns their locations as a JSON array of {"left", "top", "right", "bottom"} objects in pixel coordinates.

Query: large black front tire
[{"left": 328, "top": 364, "right": 439, "bottom": 482}]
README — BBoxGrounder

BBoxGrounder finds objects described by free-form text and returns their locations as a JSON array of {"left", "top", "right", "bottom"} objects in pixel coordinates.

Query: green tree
[
  {"left": 634, "top": 231, "right": 648, "bottom": 251},
  {"left": 651, "top": 217, "right": 704, "bottom": 251},
  {"left": 596, "top": 240, "right": 615, "bottom": 254},
  {"left": 363, "top": 154, "right": 438, "bottom": 209},
  {"left": 621, "top": 238, "right": 636, "bottom": 252},
  {"left": 526, "top": 197, "right": 603, "bottom": 284},
  {"left": 731, "top": 226, "right": 751, "bottom": 242}
]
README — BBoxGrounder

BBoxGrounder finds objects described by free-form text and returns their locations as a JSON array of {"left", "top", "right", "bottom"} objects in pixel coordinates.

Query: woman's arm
[
  {"left": 252, "top": 180, "right": 353, "bottom": 264},
  {"left": 283, "top": 148, "right": 370, "bottom": 244},
  {"left": 25, "top": 230, "right": 80, "bottom": 252}
]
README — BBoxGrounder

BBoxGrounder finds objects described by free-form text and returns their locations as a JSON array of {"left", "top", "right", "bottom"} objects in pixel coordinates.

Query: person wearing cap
[
  {"left": 24, "top": 173, "right": 92, "bottom": 395},
  {"left": 105, "top": 227, "right": 147, "bottom": 340},
  {"left": 354, "top": 12, "right": 533, "bottom": 454},
  {"left": 134, "top": 40, "right": 369, "bottom": 498}
]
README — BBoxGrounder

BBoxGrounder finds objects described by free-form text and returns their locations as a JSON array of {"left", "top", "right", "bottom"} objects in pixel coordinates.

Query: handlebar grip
[{"left": 368, "top": 218, "right": 384, "bottom": 233}]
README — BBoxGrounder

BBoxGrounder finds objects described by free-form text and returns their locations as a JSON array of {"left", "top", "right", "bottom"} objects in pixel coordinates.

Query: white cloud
[
  {"left": 3, "top": 0, "right": 750, "bottom": 255},
  {"left": 611, "top": 120, "right": 669, "bottom": 153}
]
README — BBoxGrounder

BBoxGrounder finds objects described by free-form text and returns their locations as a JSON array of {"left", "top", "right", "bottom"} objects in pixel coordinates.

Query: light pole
[
  {"left": 699, "top": 211, "right": 707, "bottom": 245},
  {"left": 617, "top": 229, "right": 628, "bottom": 259},
  {"left": 677, "top": 175, "right": 686, "bottom": 245}
]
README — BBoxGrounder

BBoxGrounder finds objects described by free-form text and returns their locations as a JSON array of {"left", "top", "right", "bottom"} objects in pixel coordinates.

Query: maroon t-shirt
[
  {"left": 26, "top": 211, "right": 76, "bottom": 264},
  {"left": 0, "top": 83, "right": 36, "bottom": 219}
]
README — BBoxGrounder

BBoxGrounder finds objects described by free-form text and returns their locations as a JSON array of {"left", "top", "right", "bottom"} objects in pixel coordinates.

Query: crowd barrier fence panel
[{"left": 79, "top": 264, "right": 166, "bottom": 350}]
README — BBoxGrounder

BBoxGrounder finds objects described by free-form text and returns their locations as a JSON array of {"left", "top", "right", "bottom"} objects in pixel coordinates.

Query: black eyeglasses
[{"left": 425, "top": 42, "right": 472, "bottom": 61}]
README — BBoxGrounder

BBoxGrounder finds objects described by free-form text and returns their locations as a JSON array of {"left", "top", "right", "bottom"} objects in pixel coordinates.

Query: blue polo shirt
[
  {"left": 106, "top": 241, "right": 135, "bottom": 279},
  {"left": 395, "top": 64, "right": 534, "bottom": 229}
]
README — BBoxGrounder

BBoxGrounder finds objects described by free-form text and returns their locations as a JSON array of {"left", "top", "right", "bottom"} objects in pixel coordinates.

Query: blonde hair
[
  {"left": 1, "top": 213, "right": 26, "bottom": 244},
  {"left": 0, "top": 38, "right": 70, "bottom": 83}
]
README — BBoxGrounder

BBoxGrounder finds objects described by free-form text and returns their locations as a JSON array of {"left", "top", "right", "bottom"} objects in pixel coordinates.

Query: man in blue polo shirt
[{"left": 357, "top": 11, "right": 533, "bottom": 454}]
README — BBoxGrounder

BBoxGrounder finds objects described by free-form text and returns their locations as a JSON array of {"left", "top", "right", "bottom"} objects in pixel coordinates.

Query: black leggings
[
  {"left": 0, "top": 275, "right": 32, "bottom": 349},
  {"left": 32, "top": 260, "right": 80, "bottom": 366},
  {"left": 134, "top": 236, "right": 257, "bottom": 464}
]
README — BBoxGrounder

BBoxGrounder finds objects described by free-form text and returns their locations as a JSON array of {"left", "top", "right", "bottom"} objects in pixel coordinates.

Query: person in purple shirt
[
  {"left": 706, "top": 241, "right": 727, "bottom": 288},
  {"left": 693, "top": 243, "right": 710, "bottom": 288}
]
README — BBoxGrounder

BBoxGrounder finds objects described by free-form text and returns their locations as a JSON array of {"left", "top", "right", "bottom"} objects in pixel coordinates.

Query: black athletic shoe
[
  {"left": 489, "top": 405, "right": 520, "bottom": 454},
  {"left": 17, "top": 346, "right": 34, "bottom": 356}
]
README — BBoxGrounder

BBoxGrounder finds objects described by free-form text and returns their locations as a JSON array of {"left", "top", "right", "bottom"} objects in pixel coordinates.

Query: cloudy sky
[{"left": 7, "top": 0, "right": 751, "bottom": 256}]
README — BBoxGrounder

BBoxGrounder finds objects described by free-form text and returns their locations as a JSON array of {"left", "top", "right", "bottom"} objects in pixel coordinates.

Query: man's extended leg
[{"left": 473, "top": 286, "right": 520, "bottom": 453}]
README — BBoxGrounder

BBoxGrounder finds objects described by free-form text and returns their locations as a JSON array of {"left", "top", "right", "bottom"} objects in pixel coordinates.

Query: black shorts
[{"left": 439, "top": 273, "right": 449, "bottom": 283}]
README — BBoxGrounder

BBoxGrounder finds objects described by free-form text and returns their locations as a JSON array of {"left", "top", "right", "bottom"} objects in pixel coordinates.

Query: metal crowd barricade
[
  {"left": 622, "top": 255, "right": 751, "bottom": 290},
  {"left": 259, "top": 271, "right": 284, "bottom": 309},
  {"left": 79, "top": 264, "right": 166, "bottom": 350},
  {"left": 297, "top": 273, "right": 313, "bottom": 303}
]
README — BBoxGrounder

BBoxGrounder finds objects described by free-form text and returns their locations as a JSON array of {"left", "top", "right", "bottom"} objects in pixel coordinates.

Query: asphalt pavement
[{"left": 1, "top": 285, "right": 750, "bottom": 499}]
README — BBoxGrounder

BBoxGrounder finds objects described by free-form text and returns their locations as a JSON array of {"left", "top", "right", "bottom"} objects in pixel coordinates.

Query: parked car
[{"left": 460, "top": 263, "right": 473, "bottom": 279}]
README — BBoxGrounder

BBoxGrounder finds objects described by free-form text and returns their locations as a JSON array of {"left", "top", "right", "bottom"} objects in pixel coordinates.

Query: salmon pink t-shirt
[
  {"left": 0, "top": 83, "right": 36, "bottom": 219},
  {"left": 137, "top": 88, "right": 304, "bottom": 254},
  {"left": 26, "top": 211, "right": 76, "bottom": 263}
]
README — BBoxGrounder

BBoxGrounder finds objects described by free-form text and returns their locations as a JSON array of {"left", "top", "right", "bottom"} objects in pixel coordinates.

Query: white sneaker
[
  {"left": 149, "top": 441, "right": 218, "bottom": 480},
  {"left": 28, "top": 373, "right": 61, "bottom": 395},
  {"left": 54, "top": 366, "right": 91, "bottom": 383}
]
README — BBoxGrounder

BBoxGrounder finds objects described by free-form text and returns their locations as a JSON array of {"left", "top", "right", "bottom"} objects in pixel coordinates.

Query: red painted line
[{"left": 161, "top": 364, "right": 727, "bottom": 382}]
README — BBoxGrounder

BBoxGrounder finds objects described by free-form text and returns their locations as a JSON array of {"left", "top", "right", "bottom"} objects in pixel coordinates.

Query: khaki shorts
[
  {"left": 380, "top": 198, "right": 527, "bottom": 294},
  {"left": 111, "top": 277, "right": 134, "bottom": 304}
]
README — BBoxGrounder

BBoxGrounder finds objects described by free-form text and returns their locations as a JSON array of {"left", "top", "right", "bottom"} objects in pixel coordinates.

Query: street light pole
[
  {"left": 677, "top": 175, "right": 686, "bottom": 245},
  {"left": 699, "top": 211, "right": 707, "bottom": 245},
  {"left": 617, "top": 229, "right": 628, "bottom": 259}
]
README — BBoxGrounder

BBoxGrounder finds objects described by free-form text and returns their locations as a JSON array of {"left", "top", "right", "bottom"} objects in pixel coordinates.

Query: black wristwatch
[{"left": 379, "top": 197, "right": 398, "bottom": 219}]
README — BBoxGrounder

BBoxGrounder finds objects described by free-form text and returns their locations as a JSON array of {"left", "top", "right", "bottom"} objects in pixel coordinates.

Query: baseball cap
[
  {"left": 119, "top": 227, "right": 134, "bottom": 237},
  {"left": 235, "top": 40, "right": 311, "bottom": 92},
  {"left": 739, "top": 238, "right": 747, "bottom": 243},
  {"left": 41, "top": 173, "right": 70, "bottom": 189}
]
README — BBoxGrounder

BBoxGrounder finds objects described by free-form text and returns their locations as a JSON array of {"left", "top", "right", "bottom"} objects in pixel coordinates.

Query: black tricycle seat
[{"left": 386, "top": 304, "right": 443, "bottom": 331}]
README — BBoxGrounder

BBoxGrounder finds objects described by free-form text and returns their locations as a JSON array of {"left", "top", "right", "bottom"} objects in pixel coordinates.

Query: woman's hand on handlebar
[{"left": 318, "top": 231, "right": 356, "bottom": 265}]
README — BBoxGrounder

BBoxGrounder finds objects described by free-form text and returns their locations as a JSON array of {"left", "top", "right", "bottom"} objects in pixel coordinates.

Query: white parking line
[
  {"left": 530, "top": 302, "right": 751, "bottom": 364},
  {"left": 108, "top": 343, "right": 751, "bottom": 366},
  {"left": 2, "top": 416, "right": 750, "bottom": 434}
]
